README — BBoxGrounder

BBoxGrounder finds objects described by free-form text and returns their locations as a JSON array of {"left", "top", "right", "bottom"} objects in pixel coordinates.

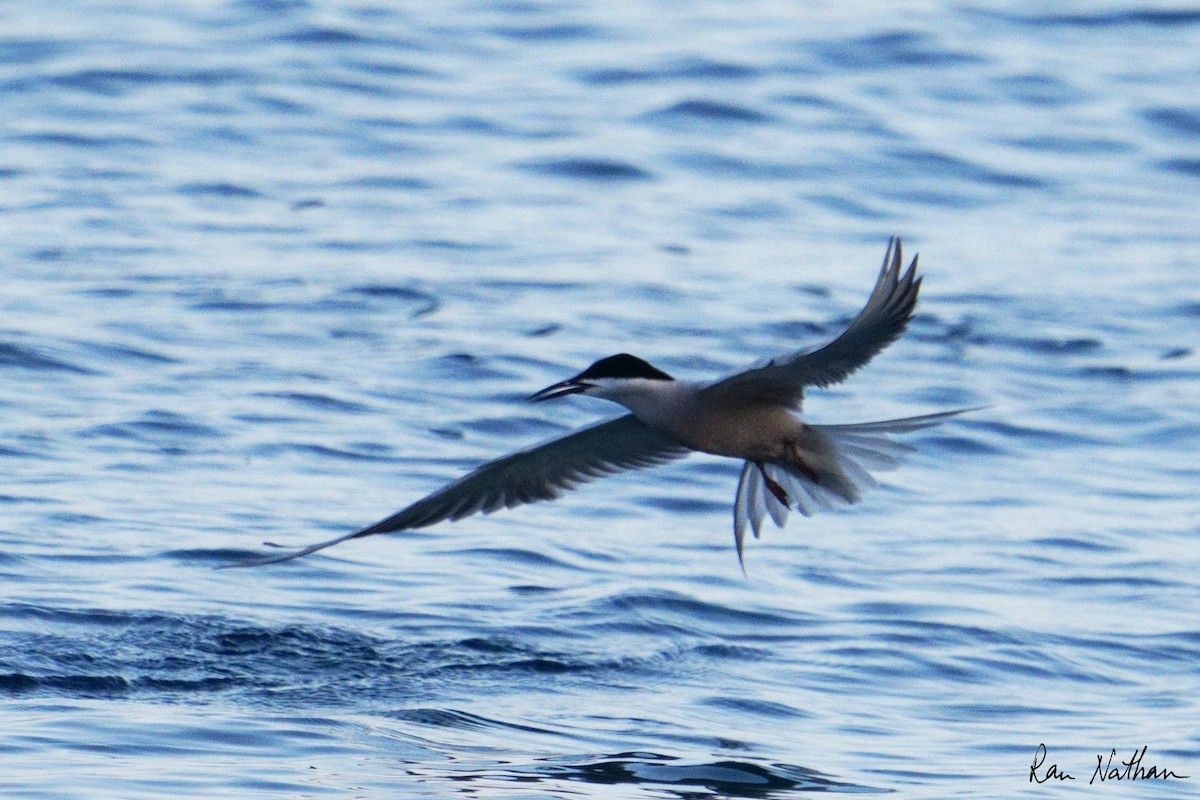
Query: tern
[{"left": 233, "top": 238, "right": 971, "bottom": 570}]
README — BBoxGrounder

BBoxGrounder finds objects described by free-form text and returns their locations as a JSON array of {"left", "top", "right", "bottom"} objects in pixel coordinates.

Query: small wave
[
  {"left": 672, "top": 150, "right": 811, "bottom": 180},
  {"left": 991, "top": 72, "right": 1085, "bottom": 107},
  {"left": 1141, "top": 107, "right": 1200, "bottom": 138},
  {"left": 79, "top": 410, "right": 223, "bottom": 444},
  {"left": 278, "top": 26, "right": 369, "bottom": 45},
  {"left": 1006, "top": 133, "right": 1131, "bottom": 154},
  {"left": 0, "top": 342, "right": 94, "bottom": 374},
  {"left": 16, "top": 130, "right": 151, "bottom": 149},
  {"left": 669, "top": 58, "right": 761, "bottom": 81},
  {"left": 78, "top": 341, "right": 179, "bottom": 365},
  {"left": 491, "top": 23, "right": 601, "bottom": 42},
  {"left": 0, "top": 673, "right": 131, "bottom": 696},
  {"left": 253, "top": 391, "right": 373, "bottom": 414},
  {"left": 439, "top": 546, "right": 583, "bottom": 572},
  {"left": 1031, "top": 536, "right": 1123, "bottom": 554},
  {"left": 883, "top": 145, "right": 1047, "bottom": 189},
  {"left": 383, "top": 707, "right": 557, "bottom": 735},
  {"left": 600, "top": 589, "right": 804, "bottom": 632},
  {"left": 52, "top": 68, "right": 160, "bottom": 95},
  {"left": 575, "top": 58, "right": 759, "bottom": 85},
  {"left": 518, "top": 157, "right": 653, "bottom": 182},
  {"left": 176, "top": 182, "right": 264, "bottom": 199},
  {"left": 0, "top": 39, "right": 67, "bottom": 66},
  {"left": 246, "top": 441, "right": 397, "bottom": 463},
  {"left": 486, "top": 753, "right": 874, "bottom": 795},
  {"left": 645, "top": 99, "right": 773, "bottom": 126},
  {"left": 411, "top": 238, "right": 502, "bottom": 252},
  {"left": 999, "top": 8, "right": 1200, "bottom": 29},
  {"left": 700, "top": 695, "right": 813, "bottom": 720},
  {"left": 959, "top": 332, "right": 1103, "bottom": 354},
  {"left": 972, "top": 419, "right": 1100, "bottom": 448},
  {"left": 344, "top": 174, "right": 431, "bottom": 191},
  {"left": 818, "top": 30, "right": 984, "bottom": 70},
  {"left": 163, "top": 548, "right": 263, "bottom": 566},
  {"left": 346, "top": 284, "right": 440, "bottom": 319},
  {"left": 1159, "top": 158, "right": 1200, "bottom": 178}
]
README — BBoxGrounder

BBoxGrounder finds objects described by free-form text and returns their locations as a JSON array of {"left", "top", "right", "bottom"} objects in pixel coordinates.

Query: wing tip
[
  {"left": 216, "top": 547, "right": 314, "bottom": 569},
  {"left": 216, "top": 525, "right": 377, "bottom": 569},
  {"left": 885, "top": 235, "right": 920, "bottom": 277}
]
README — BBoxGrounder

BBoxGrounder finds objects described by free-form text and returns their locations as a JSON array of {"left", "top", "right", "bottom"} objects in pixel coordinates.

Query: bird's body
[
  {"left": 571, "top": 378, "right": 790, "bottom": 460},
  {"left": 232, "top": 239, "right": 973, "bottom": 570},
  {"left": 676, "top": 398, "right": 805, "bottom": 463}
]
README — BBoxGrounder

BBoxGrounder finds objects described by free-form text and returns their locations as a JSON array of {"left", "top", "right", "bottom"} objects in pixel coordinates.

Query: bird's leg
[
  {"left": 786, "top": 442, "right": 820, "bottom": 483},
  {"left": 755, "top": 461, "right": 790, "bottom": 507}
]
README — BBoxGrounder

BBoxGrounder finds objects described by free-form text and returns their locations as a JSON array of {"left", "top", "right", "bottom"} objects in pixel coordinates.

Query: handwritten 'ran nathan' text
[{"left": 1029, "top": 744, "right": 1189, "bottom": 785}]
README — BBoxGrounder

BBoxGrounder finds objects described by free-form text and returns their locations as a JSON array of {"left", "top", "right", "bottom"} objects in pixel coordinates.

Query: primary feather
[{"left": 703, "top": 237, "right": 920, "bottom": 407}]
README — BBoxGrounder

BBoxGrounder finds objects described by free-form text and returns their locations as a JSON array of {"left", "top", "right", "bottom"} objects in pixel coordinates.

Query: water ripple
[
  {"left": 644, "top": 99, "right": 774, "bottom": 127},
  {"left": 0, "top": 342, "right": 94, "bottom": 374},
  {"left": 517, "top": 157, "right": 654, "bottom": 182},
  {"left": 817, "top": 30, "right": 984, "bottom": 70},
  {"left": 501, "top": 753, "right": 873, "bottom": 795},
  {"left": 4, "top": 2, "right": 1199, "bottom": 797}
]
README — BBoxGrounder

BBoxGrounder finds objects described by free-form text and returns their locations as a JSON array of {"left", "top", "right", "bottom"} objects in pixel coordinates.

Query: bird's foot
[{"left": 756, "top": 462, "right": 790, "bottom": 507}]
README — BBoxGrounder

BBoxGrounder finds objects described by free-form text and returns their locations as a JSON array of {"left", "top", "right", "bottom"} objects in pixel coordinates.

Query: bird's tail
[{"left": 732, "top": 407, "right": 977, "bottom": 571}]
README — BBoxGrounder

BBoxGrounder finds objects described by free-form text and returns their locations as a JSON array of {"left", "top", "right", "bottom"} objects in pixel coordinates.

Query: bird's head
[{"left": 528, "top": 353, "right": 674, "bottom": 403}]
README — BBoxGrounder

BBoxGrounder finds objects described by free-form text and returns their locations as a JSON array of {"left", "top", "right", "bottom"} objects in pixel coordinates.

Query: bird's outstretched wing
[
  {"left": 703, "top": 238, "right": 921, "bottom": 407},
  {"left": 225, "top": 414, "right": 690, "bottom": 567}
]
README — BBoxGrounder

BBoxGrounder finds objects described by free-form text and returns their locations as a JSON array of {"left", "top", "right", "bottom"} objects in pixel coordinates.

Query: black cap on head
[{"left": 575, "top": 353, "right": 673, "bottom": 381}]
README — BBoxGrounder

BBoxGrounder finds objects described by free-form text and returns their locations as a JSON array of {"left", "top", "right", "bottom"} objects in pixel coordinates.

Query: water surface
[{"left": 2, "top": 1, "right": 1198, "bottom": 798}]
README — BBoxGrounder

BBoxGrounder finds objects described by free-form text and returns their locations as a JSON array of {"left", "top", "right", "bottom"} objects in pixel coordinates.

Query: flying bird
[{"left": 232, "top": 238, "right": 970, "bottom": 570}]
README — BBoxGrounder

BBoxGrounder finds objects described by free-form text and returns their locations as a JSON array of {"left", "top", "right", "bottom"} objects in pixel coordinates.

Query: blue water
[{"left": 2, "top": 1, "right": 1199, "bottom": 797}]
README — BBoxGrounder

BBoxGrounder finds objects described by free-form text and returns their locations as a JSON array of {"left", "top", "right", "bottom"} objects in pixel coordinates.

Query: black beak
[{"left": 528, "top": 379, "right": 590, "bottom": 403}]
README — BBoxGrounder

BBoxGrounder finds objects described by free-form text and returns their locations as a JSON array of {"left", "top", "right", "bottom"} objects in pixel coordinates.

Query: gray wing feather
[
  {"left": 704, "top": 238, "right": 921, "bottom": 406},
  {"left": 226, "top": 414, "right": 689, "bottom": 567}
]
